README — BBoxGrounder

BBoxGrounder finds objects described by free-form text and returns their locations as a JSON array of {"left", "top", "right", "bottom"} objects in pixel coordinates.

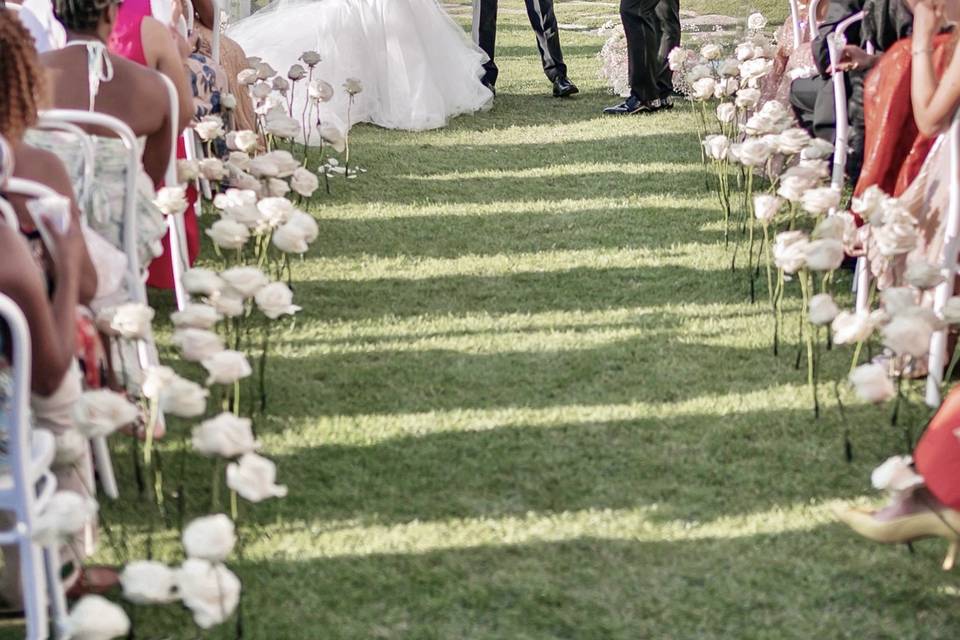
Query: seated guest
[
  {"left": 761, "top": 1, "right": 828, "bottom": 105},
  {"left": 789, "top": 0, "right": 914, "bottom": 181}
]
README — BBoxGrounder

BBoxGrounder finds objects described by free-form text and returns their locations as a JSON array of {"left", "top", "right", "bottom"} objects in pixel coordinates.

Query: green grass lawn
[{"left": 7, "top": 1, "right": 960, "bottom": 638}]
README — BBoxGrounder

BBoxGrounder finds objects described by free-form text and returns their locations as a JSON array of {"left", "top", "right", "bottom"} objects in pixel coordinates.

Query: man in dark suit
[
  {"left": 472, "top": 0, "right": 579, "bottom": 97},
  {"left": 603, "top": 0, "right": 681, "bottom": 115}
]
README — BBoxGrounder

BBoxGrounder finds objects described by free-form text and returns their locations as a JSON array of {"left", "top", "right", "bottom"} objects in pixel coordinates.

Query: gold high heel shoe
[{"left": 832, "top": 504, "right": 960, "bottom": 570}]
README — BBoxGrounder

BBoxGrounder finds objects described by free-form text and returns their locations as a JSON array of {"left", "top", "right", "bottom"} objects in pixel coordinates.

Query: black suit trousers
[
  {"left": 473, "top": 0, "right": 568, "bottom": 86},
  {"left": 620, "top": 0, "right": 662, "bottom": 101}
]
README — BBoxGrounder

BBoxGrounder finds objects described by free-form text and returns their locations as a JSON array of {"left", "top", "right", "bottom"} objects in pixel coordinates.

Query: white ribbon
[{"left": 64, "top": 40, "right": 114, "bottom": 111}]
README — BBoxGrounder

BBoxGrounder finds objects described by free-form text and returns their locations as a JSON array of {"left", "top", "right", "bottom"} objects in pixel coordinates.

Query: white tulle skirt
[{"left": 228, "top": 0, "right": 494, "bottom": 138}]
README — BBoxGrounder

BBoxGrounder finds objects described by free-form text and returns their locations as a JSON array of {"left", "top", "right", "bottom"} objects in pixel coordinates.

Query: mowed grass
[{"left": 4, "top": 1, "right": 960, "bottom": 638}]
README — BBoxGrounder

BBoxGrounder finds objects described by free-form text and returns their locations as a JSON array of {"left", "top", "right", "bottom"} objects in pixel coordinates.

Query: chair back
[
  {"left": 2, "top": 178, "right": 61, "bottom": 258},
  {"left": 159, "top": 74, "right": 190, "bottom": 310},
  {"left": 827, "top": 11, "right": 865, "bottom": 191},
  {"left": 788, "top": 0, "right": 803, "bottom": 49},
  {"left": 0, "top": 294, "right": 35, "bottom": 526}
]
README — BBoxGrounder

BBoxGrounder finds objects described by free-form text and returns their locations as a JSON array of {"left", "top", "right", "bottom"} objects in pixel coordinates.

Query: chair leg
[
  {"left": 42, "top": 546, "right": 68, "bottom": 639},
  {"left": 92, "top": 436, "right": 119, "bottom": 500},
  {"left": 19, "top": 539, "right": 49, "bottom": 640}
]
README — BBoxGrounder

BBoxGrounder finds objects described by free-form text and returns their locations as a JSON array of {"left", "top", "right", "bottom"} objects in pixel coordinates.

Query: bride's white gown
[{"left": 229, "top": 0, "right": 493, "bottom": 135}]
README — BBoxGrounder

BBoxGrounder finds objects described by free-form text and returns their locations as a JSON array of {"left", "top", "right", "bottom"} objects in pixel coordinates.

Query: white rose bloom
[
  {"left": 713, "top": 79, "right": 738, "bottom": 100},
  {"left": 226, "top": 151, "right": 252, "bottom": 172},
  {"left": 871, "top": 455, "right": 925, "bottom": 493},
  {"left": 291, "top": 167, "right": 320, "bottom": 197},
  {"left": 718, "top": 58, "right": 740, "bottom": 77},
  {"left": 227, "top": 453, "right": 288, "bottom": 502},
  {"left": 700, "top": 43, "right": 722, "bottom": 60},
  {"left": 121, "top": 561, "right": 178, "bottom": 605},
  {"left": 236, "top": 68, "right": 257, "bottom": 85},
  {"left": 153, "top": 186, "right": 188, "bottom": 216},
  {"left": 905, "top": 259, "right": 945, "bottom": 290},
  {"left": 874, "top": 221, "right": 920, "bottom": 257},
  {"left": 832, "top": 311, "right": 875, "bottom": 344},
  {"left": 33, "top": 491, "right": 98, "bottom": 546},
  {"left": 176, "top": 559, "right": 241, "bottom": 629},
  {"left": 881, "top": 287, "right": 917, "bottom": 317},
  {"left": 809, "top": 294, "right": 840, "bottom": 325},
  {"left": 803, "top": 239, "right": 844, "bottom": 272},
  {"left": 65, "top": 595, "right": 130, "bottom": 640},
  {"left": 183, "top": 268, "right": 226, "bottom": 297},
  {"left": 264, "top": 150, "right": 300, "bottom": 178},
  {"left": 799, "top": 158, "right": 831, "bottom": 178},
  {"left": 199, "top": 158, "right": 227, "bottom": 181},
  {"left": 177, "top": 159, "right": 200, "bottom": 182},
  {"left": 690, "top": 77, "right": 716, "bottom": 101},
  {"left": 301, "top": 50, "right": 322, "bottom": 66},
  {"left": 702, "top": 134, "right": 730, "bottom": 161},
  {"left": 735, "top": 41, "right": 757, "bottom": 62},
  {"left": 221, "top": 93, "right": 237, "bottom": 110},
  {"left": 287, "top": 210, "right": 319, "bottom": 243},
  {"left": 256, "top": 61, "right": 277, "bottom": 79},
  {"left": 265, "top": 113, "right": 301, "bottom": 139},
  {"left": 753, "top": 194, "right": 782, "bottom": 224},
  {"left": 172, "top": 328, "right": 225, "bottom": 363},
  {"left": 183, "top": 514, "right": 237, "bottom": 562},
  {"left": 747, "top": 12, "right": 767, "bottom": 30},
  {"left": 54, "top": 429, "right": 88, "bottom": 467},
  {"left": 257, "top": 197, "right": 295, "bottom": 228},
  {"left": 266, "top": 177, "right": 291, "bottom": 198},
  {"left": 686, "top": 63, "right": 712, "bottom": 83},
  {"left": 739, "top": 57, "right": 774, "bottom": 86},
  {"left": 775, "top": 128, "right": 811, "bottom": 155},
  {"left": 248, "top": 156, "right": 280, "bottom": 178},
  {"left": 801, "top": 186, "right": 841, "bottom": 216},
  {"left": 110, "top": 303, "right": 154, "bottom": 339},
  {"left": 222, "top": 203, "right": 262, "bottom": 230},
  {"left": 250, "top": 81, "right": 272, "bottom": 100},
  {"left": 210, "top": 288, "right": 246, "bottom": 318},
  {"left": 194, "top": 115, "right": 225, "bottom": 141},
  {"left": 231, "top": 171, "right": 262, "bottom": 194},
  {"left": 852, "top": 184, "right": 888, "bottom": 218},
  {"left": 192, "top": 413, "right": 260, "bottom": 459},
  {"left": 777, "top": 175, "right": 817, "bottom": 203},
  {"left": 308, "top": 79, "right": 334, "bottom": 102},
  {"left": 272, "top": 222, "right": 309, "bottom": 254},
  {"left": 162, "top": 376, "right": 209, "bottom": 418},
  {"left": 319, "top": 123, "right": 347, "bottom": 153},
  {"left": 801, "top": 138, "right": 834, "bottom": 160},
  {"left": 231, "top": 130, "right": 259, "bottom": 154},
  {"left": 343, "top": 77, "right": 363, "bottom": 95},
  {"left": 72, "top": 390, "right": 139, "bottom": 438},
  {"left": 812, "top": 214, "right": 850, "bottom": 242},
  {"left": 203, "top": 350, "right": 253, "bottom": 386},
  {"left": 141, "top": 365, "right": 177, "bottom": 401},
  {"left": 772, "top": 230, "right": 809, "bottom": 274},
  {"left": 667, "top": 47, "right": 690, "bottom": 71},
  {"left": 882, "top": 315, "right": 934, "bottom": 357},
  {"left": 736, "top": 137, "right": 772, "bottom": 167},
  {"left": 272, "top": 76, "right": 290, "bottom": 93},
  {"left": 716, "top": 102, "right": 736, "bottom": 124},
  {"left": 942, "top": 296, "right": 960, "bottom": 324},
  {"left": 170, "top": 303, "right": 221, "bottom": 330},
  {"left": 221, "top": 266, "right": 269, "bottom": 298},
  {"left": 205, "top": 219, "right": 250, "bottom": 251},
  {"left": 743, "top": 112, "right": 777, "bottom": 136},
  {"left": 849, "top": 364, "right": 897, "bottom": 404},
  {"left": 254, "top": 282, "right": 302, "bottom": 319},
  {"left": 287, "top": 64, "right": 305, "bottom": 82},
  {"left": 735, "top": 87, "right": 761, "bottom": 109}
]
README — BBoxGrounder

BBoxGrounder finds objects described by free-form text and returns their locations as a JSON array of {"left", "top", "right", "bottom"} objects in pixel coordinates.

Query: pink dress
[{"left": 108, "top": 0, "right": 200, "bottom": 290}]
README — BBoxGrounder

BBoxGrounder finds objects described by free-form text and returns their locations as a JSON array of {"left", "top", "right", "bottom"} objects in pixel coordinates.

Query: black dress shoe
[
  {"left": 603, "top": 95, "right": 650, "bottom": 115},
  {"left": 552, "top": 76, "right": 579, "bottom": 98}
]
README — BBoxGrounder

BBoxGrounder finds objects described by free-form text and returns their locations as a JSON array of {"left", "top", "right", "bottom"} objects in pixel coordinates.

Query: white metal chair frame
[
  {"left": 788, "top": 0, "right": 803, "bottom": 49},
  {"left": 0, "top": 293, "right": 68, "bottom": 639},
  {"left": 159, "top": 75, "right": 191, "bottom": 311},
  {"left": 926, "top": 111, "right": 960, "bottom": 407}
]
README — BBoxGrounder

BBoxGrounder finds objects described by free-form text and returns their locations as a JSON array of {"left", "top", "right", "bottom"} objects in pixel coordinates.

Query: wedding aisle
[{"left": 16, "top": 1, "right": 960, "bottom": 638}]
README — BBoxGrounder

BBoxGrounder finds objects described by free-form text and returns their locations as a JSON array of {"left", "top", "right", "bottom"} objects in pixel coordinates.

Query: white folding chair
[
  {"left": 788, "top": 0, "right": 803, "bottom": 49},
  {"left": 0, "top": 293, "right": 68, "bottom": 640},
  {"left": 926, "top": 112, "right": 960, "bottom": 407},
  {"left": 808, "top": 0, "right": 822, "bottom": 38},
  {"left": 159, "top": 75, "right": 191, "bottom": 311},
  {"left": 32, "top": 117, "right": 96, "bottom": 210},
  {"left": 0, "top": 198, "right": 19, "bottom": 231}
]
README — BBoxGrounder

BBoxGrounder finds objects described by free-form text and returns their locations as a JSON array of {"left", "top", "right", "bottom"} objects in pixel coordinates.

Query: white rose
[
  {"left": 199, "top": 158, "right": 227, "bottom": 181},
  {"left": 54, "top": 430, "right": 88, "bottom": 467},
  {"left": 223, "top": 203, "right": 263, "bottom": 229},
  {"left": 250, "top": 81, "right": 272, "bottom": 100},
  {"left": 740, "top": 58, "right": 774, "bottom": 86},
  {"left": 265, "top": 113, "right": 300, "bottom": 139},
  {"left": 301, "top": 50, "right": 322, "bottom": 66},
  {"left": 849, "top": 364, "right": 897, "bottom": 404},
  {"left": 205, "top": 219, "right": 250, "bottom": 251},
  {"left": 183, "top": 514, "right": 237, "bottom": 562},
  {"left": 801, "top": 187, "right": 841, "bottom": 216},
  {"left": 230, "top": 130, "right": 259, "bottom": 154},
  {"left": 686, "top": 64, "right": 712, "bottom": 83},
  {"left": 210, "top": 289, "right": 246, "bottom": 318},
  {"left": 773, "top": 230, "right": 809, "bottom": 274},
  {"left": 809, "top": 294, "right": 840, "bottom": 325},
  {"left": 319, "top": 123, "right": 346, "bottom": 153},
  {"left": 718, "top": 58, "right": 740, "bottom": 77},
  {"left": 66, "top": 595, "right": 130, "bottom": 640},
  {"left": 716, "top": 103, "right": 736, "bottom": 124},
  {"left": 715, "top": 78, "right": 738, "bottom": 99},
  {"left": 183, "top": 268, "right": 225, "bottom": 297},
  {"left": 881, "top": 287, "right": 916, "bottom": 317},
  {"left": 267, "top": 177, "right": 291, "bottom": 198},
  {"left": 667, "top": 47, "right": 689, "bottom": 71},
  {"left": 202, "top": 350, "right": 253, "bottom": 386},
  {"left": 777, "top": 175, "right": 817, "bottom": 203},
  {"left": 177, "top": 159, "right": 200, "bottom": 182},
  {"left": 254, "top": 282, "right": 301, "bottom": 320},
  {"left": 291, "top": 167, "right": 320, "bottom": 197},
  {"left": 257, "top": 197, "right": 295, "bottom": 228},
  {"left": 121, "top": 561, "right": 178, "bottom": 605},
  {"left": 803, "top": 239, "right": 844, "bottom": 272},
  {"left": 176, "top": 559, "right": 241, "bottom": 629},
  {"left": 812, "top": 213, "right": 853, "bottom": 242},
  {"left": 702, "top": 134, "right": 730, "bottom": 161},
  {"left": 882, "top": 315, "right": 933, "bottom": 358},
  {"left": 264, "top": 150, "right": 300, "bottom": 178},
  {"left": 161, "top": 376, "right": 209, "bottom": 418},
  {"left": 272, "top": 222, "right": 309, "bottom": 254},
  {"left": 286, "top": 210, "right": 319, "bottom": 243},
  {"left": 799, "top": 158, "right": 831, "bottom": 178},
  {"left": 172, "top": 328, "right": 225, "bottom": 363},
  {"left": 192, "top": 413, "right": 260, "bottom": 459},
  {"left": 700, "top": 43, "right": 722, "bottom": 60},
  {"left": 248, "top": 156, "right": 279, "bottom": 178},
  {"left": 272, "top": 76, "right": 290, "bottom": 93},
  {"left": 747, "top": 12, "right": 767, "bottom": 30},
  {"left": 735, "top": 42, "right": 757, "bottom": 62},
  {"left": 33, "top": 491, "right": 98, "bottom": 546},
  {"left": 871, "top": 455, "right": 925, "bottom": 493},
  {"left": 743, "top": 112, "right": 777, "bottom": 136},
  {"left": 832, "top": 311, "right": 875, "bottom": 344},
  {"left": 237, "top": 68, "right": 257, "bottom": 85},
  {"left": 141, "top": 365, "right": 177, "bottom": 401},
  {"left": 343, "top": 77, "right": 363, "bottom": 95},
  {"left": 221, "top": 266, "right": 269, "bottom": 298},
  {"left": 775, "top": 128, "right": 811, "bottom": 155},
  {"left": 153, "top": 186, "right": 188, "bottom": 216},
  {"left": 256, "top": 62, "right": 276, "bottom": 80},
  {"left": 735, "top": 87, "right": 761, "bottom": 109},
  {"left": 221, "top": 93, "right": 237, "bottom": 110},
  {"left": 942, "top": 296, "right": 960, "bottom": 324},
  {"left": 736, "top": 137, "right": 772, "bottom": 167},
  {"left": 194, "top": 115, "right": 225, "bottom": 141},
  {"left": 72, "top": 390, "right": 139, "bottom": 438},
  {"left": 691, "top": 77, "right": 716, "bottom": 101},
  {"left": 801, "top": 138, "right": 834, "bottom": 160},
  {"left": 308, "top": 79, "right": 334, "bottom": 102},
  {"left": 874, "top": 221, "right": 919, "bottom": 257},
  {"left": 110, "top": 303, "right": 155, "bottom": 339},
  {"left": 226, "top": 151, "right": 252, "bottom": 172},
  {"left": 905, "top": 259, "right": 945, "bottom": 290},
  {"left": 754, "top": 194, "right": 782, "bottom": 224},
  {"left": 226, "top": 453, "right": 288, "bottom": 502},
  {"left": 231, "top": 171, "right": 262, "bottom": 194}
]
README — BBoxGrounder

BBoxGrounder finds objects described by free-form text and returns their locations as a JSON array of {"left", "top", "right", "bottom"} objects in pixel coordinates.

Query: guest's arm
[
  {"left": 910, "top": 2, "right": 960, "bottom": 137},
  {"left": 142, "top": 16, "right": 194, "bottom": 133}
]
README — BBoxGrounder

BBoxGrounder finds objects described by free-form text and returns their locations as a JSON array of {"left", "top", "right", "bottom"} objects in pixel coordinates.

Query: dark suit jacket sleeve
[{"left": 812, "top": 0, "right": 865, "bottom": 78}]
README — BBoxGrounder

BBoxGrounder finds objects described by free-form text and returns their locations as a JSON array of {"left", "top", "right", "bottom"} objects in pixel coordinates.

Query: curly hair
[
  {"left": 53, "top": 0, "right": 116, "bottom": 32},
  {"left": 0, "top": 9, "right": 44, "bottom": 141}
]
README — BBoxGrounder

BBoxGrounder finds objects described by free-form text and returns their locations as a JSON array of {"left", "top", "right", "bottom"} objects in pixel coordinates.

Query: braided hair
[
  {"left": 53, "top": 0, "right": 116, "bottom": 33},
  {"left": 0, "top": 9, "right": 44, "bottom": 140}
]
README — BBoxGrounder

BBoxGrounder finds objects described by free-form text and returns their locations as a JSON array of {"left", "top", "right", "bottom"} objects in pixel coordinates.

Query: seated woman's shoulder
[{"left": 13, "top": 144, "right": 73, "bottom": 197}]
